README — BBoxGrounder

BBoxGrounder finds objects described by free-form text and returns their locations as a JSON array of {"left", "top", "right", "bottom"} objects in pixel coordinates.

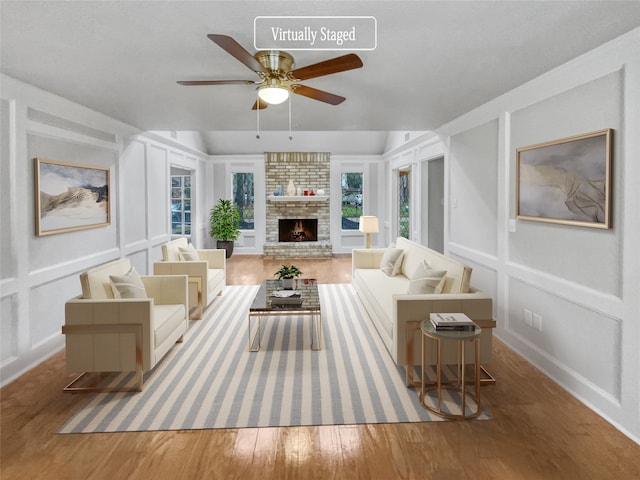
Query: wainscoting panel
[
  {"left": 1, "top": 294, "right": 18, "bottom": 362},
  {"left": 507, "top": 276, "right": 622, "bottom": 403}
]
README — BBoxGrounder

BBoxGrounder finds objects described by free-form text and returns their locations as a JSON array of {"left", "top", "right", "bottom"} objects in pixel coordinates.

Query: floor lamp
[{"left": 359, "top": 216, "right": 379, "bottom": 249}]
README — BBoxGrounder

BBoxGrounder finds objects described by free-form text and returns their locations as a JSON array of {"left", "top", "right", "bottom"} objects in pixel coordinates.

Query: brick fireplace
[{"left": 263, "top": 152, "right": 332, "bottom": 258}]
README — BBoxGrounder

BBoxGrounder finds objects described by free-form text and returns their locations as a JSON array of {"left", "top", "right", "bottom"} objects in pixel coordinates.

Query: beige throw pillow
[
  {"left": 109, "top": 266, "right": 147, "bottom": 299},
  {"left": 407, "top": 260, "right": 447, "bottom": 294},
  {"left": 380, "top": 246, "right": 404, "bottom": 276},
  {"left": 179, "top": 244, "right": 199, "bottom": 261}
]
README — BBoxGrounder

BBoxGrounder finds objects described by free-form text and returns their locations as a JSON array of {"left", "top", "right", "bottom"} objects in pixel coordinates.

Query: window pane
[
  {"left": 341, "top": 172, "right": 363, "bottom": 230},
  {"left": 233, "top": 172, "right": 254, "bottom": 230},
  {"left": 399, "top": 171, "right": 410, "bottom": 239},
  {"left": 170, "top": 174, "right": 191, "bottom": 239}
]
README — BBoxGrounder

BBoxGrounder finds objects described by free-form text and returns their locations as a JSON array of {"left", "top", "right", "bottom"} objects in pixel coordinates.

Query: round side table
[{"left": 419, "top": 318, "right": 482, "bottom": 420}]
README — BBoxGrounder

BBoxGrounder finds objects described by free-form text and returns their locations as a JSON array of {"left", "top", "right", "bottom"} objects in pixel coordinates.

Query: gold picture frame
[
  {"left": 34, "top": 157, "right": 110, "bottom": 236},
  {"left": 516, "top": 129, "right": 612, "bottom": 229}
]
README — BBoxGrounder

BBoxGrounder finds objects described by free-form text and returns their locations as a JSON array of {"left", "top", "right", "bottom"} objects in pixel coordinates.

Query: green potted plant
[
  {"left": 209, "top": 198, "right": 241, "bottom": 258},
  {"left": 274, "top": 264, "right": 303, "bottom": 289}
]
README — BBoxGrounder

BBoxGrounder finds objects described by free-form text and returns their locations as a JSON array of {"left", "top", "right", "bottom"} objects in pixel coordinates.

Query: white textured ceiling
[{"left": 2, "top": 1, "right": 640, "bottom": 154}]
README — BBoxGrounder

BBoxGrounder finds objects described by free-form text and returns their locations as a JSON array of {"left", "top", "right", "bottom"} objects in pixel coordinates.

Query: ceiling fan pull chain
[
  {"left": 256, "top": 91, "right": 260, "bottom": 139},
  {"left": 288, "top": 93, "right": 293, "bottom": 140}
]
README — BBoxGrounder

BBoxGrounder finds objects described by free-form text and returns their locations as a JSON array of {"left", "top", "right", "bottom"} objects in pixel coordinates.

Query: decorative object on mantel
[
  {"left": 209, "top": 198, "right": 241, "bottom": 258},
  {"left": 274, "top": 264, "right": 303, "bottom": 289},
  {"left": 359, "top": 215, "right": 379, "bottom": 248},
  {"left": 316, "top": 189, "right": 325, "bottom": 196},
  {"left": 288, "top": 179, "right": 296, "bottom": 196}
]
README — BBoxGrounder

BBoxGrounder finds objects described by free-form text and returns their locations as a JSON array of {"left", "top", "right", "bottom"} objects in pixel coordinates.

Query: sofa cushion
[
  {"left": 154, "top": 304, "right": 187, "bottom": 346},
  {"left": 162, "top": 238, "right": 189, "bottom": 262},
  {"left": 407, "top": 260, "right": 447, "bottom": 294},
  {"left": 355, "top": 268, "right": 410, "bottom": 338},
  {"left": 395, "top": 237, "right": 472, "bottom": 293},
  {"left": 380, "top": 246, "right": 404, "bottom": 276},
  {"left": 109, "top": 266, "right": 147, "bottom": 299},
  {"left": 179, "top": 244, "right": 199, "bottom": 261}
]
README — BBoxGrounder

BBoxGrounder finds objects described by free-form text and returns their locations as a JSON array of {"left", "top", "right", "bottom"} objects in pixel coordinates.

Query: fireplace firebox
[{"left": 279, "top": 219, "right": 318, "bottom": 242}]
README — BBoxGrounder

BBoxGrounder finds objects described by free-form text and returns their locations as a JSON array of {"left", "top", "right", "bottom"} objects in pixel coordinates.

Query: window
[
  {"left": 398, "top": 170, "right": 410, "bottom": 239},
  {"left": 233, "top": 172, "right": 254, "bottom": 230},
  {"left": 171, "top": 174, "right": 191, "bottom": 236},
  {"left": 341, "top": 172, "right": 363, "bottom": 230}
]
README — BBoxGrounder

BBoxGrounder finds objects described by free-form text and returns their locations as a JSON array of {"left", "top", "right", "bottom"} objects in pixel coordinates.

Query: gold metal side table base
[{"left": 418, "top": 318, "right": 482, "bottom": 420}]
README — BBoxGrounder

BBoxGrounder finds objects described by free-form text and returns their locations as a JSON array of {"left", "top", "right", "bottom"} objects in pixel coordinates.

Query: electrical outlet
[
  {"left": 523, "top": 309, "right": 532, "bottom": 327},
  {"left": 533, "top": 313, "right": 542, "bottom": 332}
]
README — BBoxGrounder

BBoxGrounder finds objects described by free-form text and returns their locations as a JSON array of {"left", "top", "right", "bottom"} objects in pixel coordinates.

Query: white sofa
[
  {"left": 63, "top": 258, "right": 188, "bottom": 392},
  {"left": 352, "top": 237, "right": 495, "bottom": 370},
  {"left": 153, "top": 238, "right": 226, "bottom": 319}
]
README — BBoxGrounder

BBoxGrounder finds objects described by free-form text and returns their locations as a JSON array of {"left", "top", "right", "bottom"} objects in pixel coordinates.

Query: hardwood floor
[{"left": 2, "top": 255, "right": 639, "bottom": 479}]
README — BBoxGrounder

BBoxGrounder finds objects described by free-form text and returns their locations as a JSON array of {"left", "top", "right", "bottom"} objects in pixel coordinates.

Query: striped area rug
[{"left": 58, "top": 284, "right": 489, "bottom": 433}]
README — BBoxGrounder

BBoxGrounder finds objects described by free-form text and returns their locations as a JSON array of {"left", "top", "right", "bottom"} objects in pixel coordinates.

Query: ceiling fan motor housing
[{"left": 254, "top": 50, "right": 294, "bottom": 78}]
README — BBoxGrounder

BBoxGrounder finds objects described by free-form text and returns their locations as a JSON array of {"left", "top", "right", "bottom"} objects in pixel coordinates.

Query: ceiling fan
[{"left": 177, "top": 34, "right": 363, "bottom": 110}]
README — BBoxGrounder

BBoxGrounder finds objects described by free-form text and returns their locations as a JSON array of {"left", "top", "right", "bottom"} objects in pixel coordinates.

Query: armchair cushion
[
  {"left": 179, "top": 244, "right": 199, "bottom": 261},
  {"left": 109, "top": 266, "right": 147, "bottom": 299}
]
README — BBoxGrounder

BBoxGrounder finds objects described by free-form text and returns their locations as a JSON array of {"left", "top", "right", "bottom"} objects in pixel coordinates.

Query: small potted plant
[
  {"left": 274, "top": 264, "right": 303, "bottom": 290},
  {"left": 209, "top": 198, "right": 241, "bottom": 258}
]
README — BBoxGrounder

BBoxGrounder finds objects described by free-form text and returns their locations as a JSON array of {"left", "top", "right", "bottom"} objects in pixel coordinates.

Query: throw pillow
[
  {"left": 109, "top": 266, "right": 147, "bottom": 299},
  {"left": 179, "top": 244, "right": 199, "bottom": 261},
  {"left": 407, "top": 260, "right": 447, "bottom": 294},
  {"left": 380, "top": 245, "right": 404, "bottom": 276}
]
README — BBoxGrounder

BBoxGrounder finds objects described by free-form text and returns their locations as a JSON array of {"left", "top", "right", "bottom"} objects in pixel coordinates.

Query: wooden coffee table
[{"left": 248, "top": 278, "right": 322, "bottom": 351}]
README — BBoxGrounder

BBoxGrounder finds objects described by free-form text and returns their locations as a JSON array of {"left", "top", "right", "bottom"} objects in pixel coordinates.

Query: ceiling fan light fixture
[{"left": 258, "top": 83, "right": 289, "bottom": 104}]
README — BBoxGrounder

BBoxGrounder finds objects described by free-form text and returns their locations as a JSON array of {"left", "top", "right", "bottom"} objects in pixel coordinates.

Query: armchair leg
[{"left": 62, "top": 323, "right": 144, "bottom": 393}]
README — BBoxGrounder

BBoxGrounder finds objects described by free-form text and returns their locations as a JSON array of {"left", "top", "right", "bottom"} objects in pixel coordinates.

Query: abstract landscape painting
[
  {"left": 516, "top": 129, "right": 612, "bottom": 229},
  {"left": 34, "top": 158, "right": 110, "bottom": 236}
]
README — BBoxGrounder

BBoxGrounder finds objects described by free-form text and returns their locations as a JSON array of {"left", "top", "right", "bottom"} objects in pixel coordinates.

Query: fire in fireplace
[{"left": 279, "top": 219, "right": 318, "bottom": 242}]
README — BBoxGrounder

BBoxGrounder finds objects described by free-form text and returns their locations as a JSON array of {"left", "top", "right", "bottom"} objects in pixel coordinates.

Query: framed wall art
[
  {"left": 516, "top": 128, "right": 612, "bottom": 229},
  {"left": 34, "top": 157, "right": 110, "bottom": 236}
]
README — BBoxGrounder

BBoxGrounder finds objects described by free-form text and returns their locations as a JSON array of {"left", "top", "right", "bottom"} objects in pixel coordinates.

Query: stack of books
[
  {"left": 430, "top": 313, "right": 476, "bottom": 331},
  {"left": 271, "top": 290, "right": 302, "bottom": 306}
]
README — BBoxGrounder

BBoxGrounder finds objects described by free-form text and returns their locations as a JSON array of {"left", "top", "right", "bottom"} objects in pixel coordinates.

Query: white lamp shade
[
  {"left": 258, "top": 86, "right": 289, "bottom": 104},
  {"left": 359, "top": 216, "right": 379, "bottom": 233}
]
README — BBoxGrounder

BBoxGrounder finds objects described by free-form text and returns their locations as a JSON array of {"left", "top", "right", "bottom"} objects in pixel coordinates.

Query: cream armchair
[
  {"left": 63, "top": 258, "right": 188, "bottom": 393},
  {"left": 153, "top": 238, "right": 226, "bottom": 319}
]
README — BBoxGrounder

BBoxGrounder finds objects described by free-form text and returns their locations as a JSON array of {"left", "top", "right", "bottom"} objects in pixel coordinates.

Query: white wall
[
  {"left": 0, "top": 75, "right": 208, "bottom": 387},
  {"left": 437, "top": 28, "right": 640, "bottom": 443}
]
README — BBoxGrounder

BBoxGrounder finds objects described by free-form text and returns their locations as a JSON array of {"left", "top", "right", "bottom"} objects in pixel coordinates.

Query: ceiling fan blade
[
  {"left": 207, "top": 34, "right": 265, "bottom": 73},
  {"left": 251, "top": 98, "right": 269, "bottom": 110},
  {"left": 293, "top": 85, "right": 346, "bottom": 105},
  {"left": 290, "top": 53, "right": 363, "bottom": 81},
  {"left": 177, "top": 80, "right": 256, "bottom": 86}
]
